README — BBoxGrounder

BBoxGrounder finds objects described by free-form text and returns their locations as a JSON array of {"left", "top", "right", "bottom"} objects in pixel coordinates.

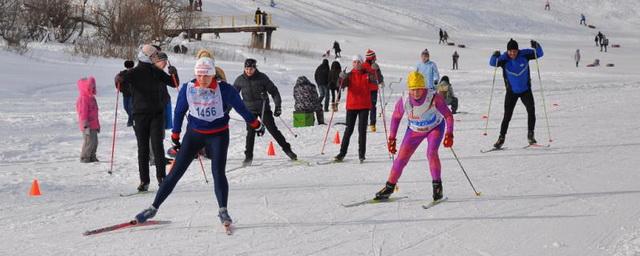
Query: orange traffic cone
[
  {"left": 29, "top": 179, "right": 41, "bottom": 196},
  {"left": 333, "top": 131, "right": 341, "bottom": 144},
  {"left": 267, "top": 141, "right": 276, "bottom": 156}
]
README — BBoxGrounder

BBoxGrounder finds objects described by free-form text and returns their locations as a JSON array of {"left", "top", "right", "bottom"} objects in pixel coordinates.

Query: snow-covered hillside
[{"left": 2, "top": 0, "right": 640, "bottom": 255}]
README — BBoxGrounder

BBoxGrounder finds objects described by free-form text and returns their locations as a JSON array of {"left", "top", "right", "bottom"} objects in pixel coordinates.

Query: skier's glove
[
  {"left": 339, "top": 71, "right": 348, "bottom": 80},
  {"left": 171, "top": 132, "right": 181, "bottom": 150},
  {"left": 251, "top": 120, "right": 265, "bottom": 136},
  {"left": 492, "top": 50, "right": 501, "bottom": 57},
  {"left": 273, "top": 106, "right": 282, "bottom": 117},
  {"left": 168, "top": 66, "right": 179, "bottom": 86},
  {"left": 530, "top": 40, "right": 539, "bottom": 49},
  {"left": 443, "top": 133, "right": 454, "bottom": 148},
  {"left": 387, "top": 138, "right": 397, "bottom": 154}
]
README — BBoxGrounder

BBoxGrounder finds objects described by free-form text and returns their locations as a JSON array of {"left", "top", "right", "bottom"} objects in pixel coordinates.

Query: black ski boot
[
  {"left": 218, "top": 207, "right": 233, "bottom": 225},
  {"left": 527, "top": 131, "right": 537, "bottom": 145},
  {"left": 242, "top": 157, "right": 253, "bottom": 167},
  {"left": 137, "top": 182, "right": 149, "bottom": 192},
  {"left": 493, "top": 135, "right": 505, "bottom": 149},
  {"left": 432, "top": 180, "right": 443, "bottom": 201},
  {"left": 374, "top": 182, "right": 396, "bottom": 200},
  {"left": 334, "top": 154, "right": 345, "bottom": 162},
  {"left": 285, "top": 150, "right": 298, "bottom": 161}
]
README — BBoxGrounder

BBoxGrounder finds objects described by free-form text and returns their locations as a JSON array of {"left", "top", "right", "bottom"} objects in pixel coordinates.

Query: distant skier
[
  {"left": 452, "top": 51, "right": 459, "bottom": 70},
  {"left": 233, "top": 59, "right": 298, "bottom": 165},
  {"left": 437, "top": 76, "right": 458, "bottom": 114},
  {"left": 489, "top": 38, "right": 544, "bottom": 148},
  {"left": 374, "top": 71, "right": 454, "bottom": 202},
  {"left": 76, "top": 76, "right": 100, "bottom": 163},
  {"left": 438, "top": 28, "right": 444, "bottom": 44},
  {"left": 134, "top": 57, "right": 265, "bottom": 230},
  {"left": 597, "top": 31, "right": 604, "bottom": 45},
  {"left": 327, "top": 60, "right": 342, "bottom": 111},
  {"left": 416, "top": 48, "right": 440, "bottom": 91},
  {"left": 574, "top": 49, "right": 581, "bottom": 67},
  {"left": 335, "top": 55, "right": 376, "bottom": 162},
  {"left": 594, "top": 35, "right": 599, "bottom": 47},
  {"left": 270, "top": 0, "right": 276, "bottom": 8},
  {"left": 443, "top": 30, "right": 449, "bottom": 44},
  {"left": 580, "top": 13, "right": 586, "bottom": 25},
  {"left": 333, "top": 41, "right": 341, "bottom": 58},
  {"left": 314, "top": 59, "right": 330, "bottom": 112},
  {"left": 544, "top": 0, "right": 550, "bottom": 10},
  {"left": 362, "top": 49, "right": 384, "bottom": 132}
]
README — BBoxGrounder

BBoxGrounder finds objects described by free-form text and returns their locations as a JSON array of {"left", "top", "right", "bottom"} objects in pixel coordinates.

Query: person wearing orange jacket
[
  {"left": 335, "top": 55, "right": 378, "bottom": 163},
  {"left": 362, "top": 49, "right": 384, "bottom": 132}
]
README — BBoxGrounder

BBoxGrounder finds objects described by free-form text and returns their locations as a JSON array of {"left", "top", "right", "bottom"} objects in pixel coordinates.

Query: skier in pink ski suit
[{"left": 374, "top": 71, "right": 454, "bottom": 201}]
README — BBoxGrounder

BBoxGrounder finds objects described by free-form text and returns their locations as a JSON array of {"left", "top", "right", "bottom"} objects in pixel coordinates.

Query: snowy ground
[{"left": 2, "top": 0, "right": 640, "bottom": 255}]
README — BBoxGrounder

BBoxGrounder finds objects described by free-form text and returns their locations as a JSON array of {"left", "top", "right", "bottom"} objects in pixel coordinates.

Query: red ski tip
[{"left": 481, "top": 115, "right": 488, "bottom": 119}]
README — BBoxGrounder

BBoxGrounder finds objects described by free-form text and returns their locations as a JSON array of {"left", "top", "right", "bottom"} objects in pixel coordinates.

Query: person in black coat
[
  {"left": 122, "top": 44, "right": 179, "bottom": 191},
  {"left": 327, "top": 60, "right": 342, "bottom": 111},
  {"left": 233, "top": 58, "right": 297, "bottom": 165},
  {"left": 314, "top": 59, "right": 330, "bottom": 112},
  {"left": 333, "top": 41, "right": 341, "bottom": 58}
]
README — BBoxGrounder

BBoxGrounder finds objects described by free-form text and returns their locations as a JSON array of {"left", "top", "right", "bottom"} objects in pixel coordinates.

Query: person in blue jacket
[
  {"left": 135, "top": 57, "right": 265, "bottom": 228},
  {"left": 489, "top": 38, "right": 543, "bottom": 148},
  {"left": 416, "top": 49, "right": 440, "bottom": 90}
]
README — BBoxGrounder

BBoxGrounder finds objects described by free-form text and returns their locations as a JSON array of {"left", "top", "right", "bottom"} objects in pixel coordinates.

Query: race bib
[
  {"left": 186, "top": 82, "right": 224, "bottom": 122},
  {"left": 405, "top": 93, "right": 443, "bottom": 132}
]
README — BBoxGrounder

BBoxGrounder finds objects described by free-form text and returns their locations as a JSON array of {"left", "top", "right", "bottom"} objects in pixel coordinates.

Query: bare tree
[
  {"left": 0, "top": 0, "right": 27, "bottom": 49},
  {"left": 23, "top": 0, "right": 81, "bottom": 43}
]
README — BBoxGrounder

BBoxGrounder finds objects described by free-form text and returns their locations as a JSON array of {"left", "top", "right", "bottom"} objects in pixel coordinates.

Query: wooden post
[{"left": 266, "top": 30, "right": 273, "bottom": 49}]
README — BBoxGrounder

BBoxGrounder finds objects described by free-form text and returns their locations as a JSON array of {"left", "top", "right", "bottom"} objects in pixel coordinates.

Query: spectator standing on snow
[
  {"left": 293, "top": 76, "right": 324, "bottom": 125},
  {"left": 580, "top": 14, "right": 586, "bottom": 25},
  {"left": 362, "top": 49, "right": 384, "bottom": 132},
  {"left": 443, "top": 30, "right": 449, "bottom": 44},
  {"left": 327, "top": 60, "right": 342, "bottom": 111},
  {"left": 76, "top": 76, "right": 100, "bottom": 163},
  {"left": 594, "top": 35, "right": 599, "bottom": 47},
  {"left": 122, "top": 44, "right": 179, "bottom": 191},
  {"left": 314, "top": 59, "right": 331, "bottom": 112},
  {"left": 333, "top": 41, "right": 341, "bottom": 58},
  {"left": 233, "top": 58, "right": 298, "bottom": 166},
  {"left": 416, "top": 48, "right": 440, "bottom": 91},
  {"left": 335, "top": 55, "right": 376, "bottom": 163},
  {"left": 602, "top": 37, "right": 609, "bottom": 52},
  {"left": 373, "top": 71, "right": 454, "bottom": 202},
  {"left": 452, "top": 51, "right": 459, "bottom": 70},
  {"left": 489, "top": 38, "right": 544, "bottom": 149},
  {"left": 115, "top": 60, "right": 135, "bottom": 127},
  {"left": 574, "top": 49, "right": 581, "bottom": 67},
  {"left": 437, "top": 76, "right": 458, "bottom": 114},
  {"left": 545, "top": 0, "right": 550, "bottom": 10},
  {"left": 134, "top": 57, "right": 265, "bottom": 232},
  {"left": 438, "top": 28, "right": 444, "bottom": 44}
]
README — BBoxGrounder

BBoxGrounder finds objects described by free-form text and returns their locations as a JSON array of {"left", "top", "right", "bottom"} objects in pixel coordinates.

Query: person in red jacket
[
  {"left": 335, "top": 55, "right": 377, "bottom": 163},
  {"left": 361, "top": 49, "right": 384, "bottom": 132}
]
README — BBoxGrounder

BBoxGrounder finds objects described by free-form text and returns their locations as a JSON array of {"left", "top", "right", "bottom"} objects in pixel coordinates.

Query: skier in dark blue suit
[
  {"left": 135, "top": 57, "right": 265, "bottom": 228},
  {"left": 489, "top": 38, "right": 544, "bottom": 148}
]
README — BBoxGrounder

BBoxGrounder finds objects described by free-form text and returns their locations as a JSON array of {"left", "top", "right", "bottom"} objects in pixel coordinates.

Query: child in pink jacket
[{"left": 76, "top": 76, "right": 100, "bottom": 163}]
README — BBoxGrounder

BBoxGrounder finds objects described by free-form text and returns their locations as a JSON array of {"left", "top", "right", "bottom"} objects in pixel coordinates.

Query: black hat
[
  {"left": 124, "top": 60, "right": 134, "bottom": 69},
  {"left": 507, "top": 38, "right": 519, "bottom": 50},
  {"left": 244, "top": 58, "right": 257, "bottom": 68}
]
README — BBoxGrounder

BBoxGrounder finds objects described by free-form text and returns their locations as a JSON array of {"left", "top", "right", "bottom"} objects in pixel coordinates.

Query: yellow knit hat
[{"left": 407, "top": 71, "right": 426, "bottom": 90}]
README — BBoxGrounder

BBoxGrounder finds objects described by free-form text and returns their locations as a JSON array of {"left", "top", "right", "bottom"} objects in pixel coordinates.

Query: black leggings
[
  {"left": 153, "top": 129, "right": 230, "bottom": 209},
  {"left": 499, "top": 89, "right": 536, "bottom": 137},
  {"left": 339, "top": 109, "right": 369, "bottom": 159},
  {"left": 133, "top": 113, "right": 166, "bottom": 184}
]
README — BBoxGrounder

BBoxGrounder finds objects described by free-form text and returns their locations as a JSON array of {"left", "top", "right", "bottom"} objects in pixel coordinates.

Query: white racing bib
[
  {"left": 186, "top": 82, "right": 224, "bottom": 122},
  {"left": 405, "top": 91, "right": 443, "bottom": 132}
]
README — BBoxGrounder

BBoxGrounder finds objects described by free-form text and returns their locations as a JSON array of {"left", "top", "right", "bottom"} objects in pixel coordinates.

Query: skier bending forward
[
  {"left": 135, "top": 57, "right": 265, "bottom": 229},
  {"left": 375, "top": 71, "right": 454, "bottom": 202}
]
